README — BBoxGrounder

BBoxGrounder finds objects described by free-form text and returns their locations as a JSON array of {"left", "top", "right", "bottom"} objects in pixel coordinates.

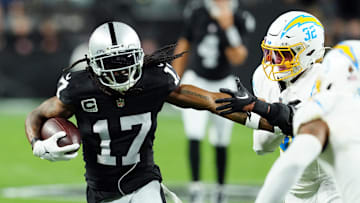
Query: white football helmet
[
  {"left": 317, "top": 40, "right": 360, "bottom": 95},
  {"left": 261, "top": 11, "right": 325, "bottom": 81},
  {"left": 88, "top": 22, "right": 144, "bottom": 93}
]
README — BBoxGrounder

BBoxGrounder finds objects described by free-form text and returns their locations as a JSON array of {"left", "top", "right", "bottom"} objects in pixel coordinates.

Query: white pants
[
  {"left": 322, "top": 146, "right": 360, "bottom": 202},
  {"left": 284, "top": 177, "right": 342, "bottom": 203},
  {"left": 180, "top": 70, "right": 236, "bottom": 146},
  {"left": 102, "top": 180, "right": 164, "bottom": 203}
]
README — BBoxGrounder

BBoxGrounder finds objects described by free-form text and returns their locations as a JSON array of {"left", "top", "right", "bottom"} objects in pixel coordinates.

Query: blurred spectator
[
  {"left": 39, "top": 19, "right": 58, "bottom": 54},
  {"left": 172, "top": 1, "right": 252, "bottom": 203},
  {"left": 141, "top": 38, "right": 158, "bottom": 55},
  {"left": 7, "top": 0, "right": 34, "bottom": 55},
  {"left": 332, "top": 0, "right": 360, "bottom": 42}
]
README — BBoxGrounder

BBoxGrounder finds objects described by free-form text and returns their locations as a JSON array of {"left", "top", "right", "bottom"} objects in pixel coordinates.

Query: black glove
[
  {"left": 216, "top": 77, "right": 296, "bottom": 135},
  {"left": 264, "top": 102, "right": 293, "bottom": 135},
  {"left": 266, "top": 100, "right": 300, "bottom": 135},
  {"left": 215, "top": 77, "right": 257, "bottom": 115}
]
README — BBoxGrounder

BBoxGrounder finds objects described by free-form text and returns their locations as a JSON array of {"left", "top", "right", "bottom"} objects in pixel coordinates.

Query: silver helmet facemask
[
  {"left": 88, "top": 22, "right": 144, "bottom": 93},
  {"left": 90, "top": 47, "right": 143, "bottom": 92}
]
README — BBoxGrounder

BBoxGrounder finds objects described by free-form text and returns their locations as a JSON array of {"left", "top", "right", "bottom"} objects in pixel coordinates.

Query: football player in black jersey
[
  {"left": 25, "top": 22, "right": 271, "bottom": 203},
  {"left": 172, "top": 0, "right": 254, "bottom": 202}
]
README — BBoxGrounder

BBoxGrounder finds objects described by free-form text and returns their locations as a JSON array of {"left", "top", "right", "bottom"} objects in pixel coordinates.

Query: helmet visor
[{"left": 261, "top": 40, "right": 305, "bottom": 81}]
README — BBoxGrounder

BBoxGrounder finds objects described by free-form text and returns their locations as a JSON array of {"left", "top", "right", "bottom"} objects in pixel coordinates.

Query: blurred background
[
  {"left": 0, "top": 0, "right": 358, "bottom": 98},
  {"left": 0, "top": 0, "right": 359, "bottom": 203}
]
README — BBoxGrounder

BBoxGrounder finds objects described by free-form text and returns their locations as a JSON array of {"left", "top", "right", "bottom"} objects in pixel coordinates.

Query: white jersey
[
  {"left": 252, "top": 64, "right": 336, "bottom": 197},
  {"left": 294, "top": 93, "right": 360, "bottom": 202},
  {"left": 293, "top": 40, "right": 360, "bottom": 202}
]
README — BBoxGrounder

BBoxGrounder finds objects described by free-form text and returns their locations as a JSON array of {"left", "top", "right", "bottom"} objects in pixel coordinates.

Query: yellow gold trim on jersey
[{"left": 315, "top": 79, "right": 321, "bottom": 93}]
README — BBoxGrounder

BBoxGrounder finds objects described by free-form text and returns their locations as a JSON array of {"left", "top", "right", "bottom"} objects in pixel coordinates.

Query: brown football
[{"left": 40, "top": 117, "right": 81, "bottom": 148}]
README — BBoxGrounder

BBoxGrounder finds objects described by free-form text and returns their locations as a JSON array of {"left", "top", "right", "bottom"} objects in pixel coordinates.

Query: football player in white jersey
[
  {"left": 215, "top": 11, "right": 341, "bottom": 202},
  {"left": 255, "top": 40, "right": 360, "bottom": 202}
]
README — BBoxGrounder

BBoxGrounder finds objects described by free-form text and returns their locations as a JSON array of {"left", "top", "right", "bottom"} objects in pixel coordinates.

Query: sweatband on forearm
[{"left": 252, "top": 100, "right": 270, "bottom": 118}]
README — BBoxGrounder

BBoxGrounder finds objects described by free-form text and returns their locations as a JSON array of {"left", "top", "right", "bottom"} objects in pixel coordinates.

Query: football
[{"left": 41, "top": 117, "right": 81, "bottom": 148}]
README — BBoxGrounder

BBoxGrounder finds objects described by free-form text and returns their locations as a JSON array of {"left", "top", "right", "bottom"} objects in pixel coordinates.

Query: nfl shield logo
[{"left": 116, "top": 98, "right": 125, "bottom": 108}]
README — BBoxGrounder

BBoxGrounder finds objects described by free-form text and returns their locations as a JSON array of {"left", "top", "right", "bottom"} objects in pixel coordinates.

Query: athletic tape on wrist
[
  {"left": 245, "top": 112, "right": 260, "bottom": 129},
  {"left": 225, "top": 25, "right": 242, "bottom": 47}
]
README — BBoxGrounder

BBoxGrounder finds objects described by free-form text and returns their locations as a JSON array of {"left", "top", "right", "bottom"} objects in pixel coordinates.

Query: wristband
[
  {"left": 245, "top": 112, "right": 261, "bottom": 129},
  {"left": 31, "top": 137, "right": 40, "bottom": 150},
  {"left": 252, "top": 100, "right": 270, "bottom": 117},
  {"left": 225, "top": 25, "right": 242, "bottom": 47}
]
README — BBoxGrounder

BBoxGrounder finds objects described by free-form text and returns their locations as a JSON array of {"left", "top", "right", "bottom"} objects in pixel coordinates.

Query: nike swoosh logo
[{"left": 236, "top": 93, "right": 249, "bottom": 99}]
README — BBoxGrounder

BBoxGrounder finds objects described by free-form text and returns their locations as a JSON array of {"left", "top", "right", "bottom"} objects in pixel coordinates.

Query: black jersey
[
  {"left": 56, "top": 63, "right": 179, "bottom": 194},
  {"left": 182, "top": 7, "right": 248, "bottom": 80}
]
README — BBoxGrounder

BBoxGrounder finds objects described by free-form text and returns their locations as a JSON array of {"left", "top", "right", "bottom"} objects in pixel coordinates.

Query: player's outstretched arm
[
  {"left": 255, "top": 119, "right": 328, "bottom": 203},
  {"left": 167, "top": 84, "right": 274, "bottom": 132},
  {"left": 215, "top": 78, "right": 294, "bottom": 135},
  {"left": 25, "top": 96, "right": 77, "bottom": 161}
]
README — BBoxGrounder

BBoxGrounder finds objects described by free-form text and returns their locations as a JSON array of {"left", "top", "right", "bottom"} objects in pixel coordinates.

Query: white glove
[{"left": 33, "top": 131, "right": 80, "bottom": 161}]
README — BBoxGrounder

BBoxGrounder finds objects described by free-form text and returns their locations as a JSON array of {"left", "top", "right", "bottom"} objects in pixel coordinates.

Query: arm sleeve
[{"left": 255, "top": 134, "right": 322, "bottom": 203}]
